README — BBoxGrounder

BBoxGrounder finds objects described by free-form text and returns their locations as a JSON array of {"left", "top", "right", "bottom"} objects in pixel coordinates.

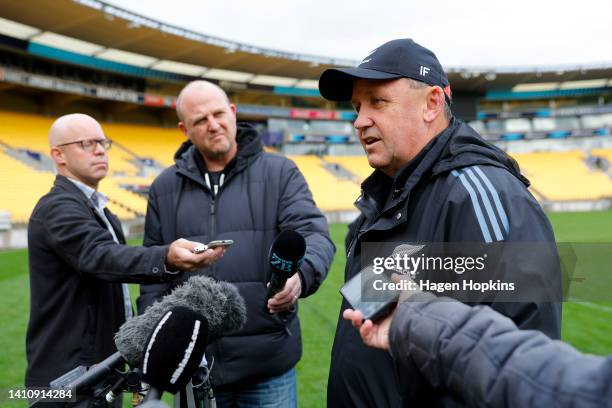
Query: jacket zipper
[
  {"left": 208, "top": 193, "right": 225, "bottom": 383},
  {"left": 209, "top": 199, "right": 216, "bottom": 240}
]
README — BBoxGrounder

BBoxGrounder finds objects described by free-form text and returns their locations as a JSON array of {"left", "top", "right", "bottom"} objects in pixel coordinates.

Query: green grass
[
  {"left": 1, "top": 213, "right": 611, "bottom": 407},
  {"left": 548, "top": 210, "right": 612, "bottom": 242}
]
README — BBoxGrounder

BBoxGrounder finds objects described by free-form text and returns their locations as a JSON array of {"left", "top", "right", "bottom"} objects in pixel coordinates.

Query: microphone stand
[{"left": 178, "top": 358, "right": 216, "bottom": 408}]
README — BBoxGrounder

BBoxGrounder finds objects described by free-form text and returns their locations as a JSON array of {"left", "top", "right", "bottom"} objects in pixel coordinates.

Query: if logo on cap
[
  {"left": 420, "top": 66, "right": 430, "bottom": 76},
  {"left": 360, "top": 47, "right": 378, "bottom": 65}
]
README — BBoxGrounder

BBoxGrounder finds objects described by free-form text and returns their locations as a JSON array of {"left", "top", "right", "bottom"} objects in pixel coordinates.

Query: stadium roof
[{"left": 0, "top": 0, "right": 610, "bottom": 93}]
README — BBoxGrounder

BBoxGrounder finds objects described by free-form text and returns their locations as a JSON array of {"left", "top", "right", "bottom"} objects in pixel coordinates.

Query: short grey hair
[{"left": 405, "top": 78, "right": 452, "bottom": 121}]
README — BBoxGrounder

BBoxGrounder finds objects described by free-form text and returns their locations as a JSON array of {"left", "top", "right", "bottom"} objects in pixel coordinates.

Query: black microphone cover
[
  {"left": 141, "top": 306, "right": 208, "bottom": 394},
  {"left": 266, "top": 230, "right": 306, "bottom": 302},
  {"left": 115, "top": 276, "right": 246, "bottom": 367}
]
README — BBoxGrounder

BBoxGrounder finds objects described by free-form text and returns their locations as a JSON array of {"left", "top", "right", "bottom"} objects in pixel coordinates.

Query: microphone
[
  {"left": 43, "top": 276, "right": 245, "bottom": 405},
  {"left": 115, "top": 275, "right": 246, "bottom": 367},
  {"left": 265, "top": 230, "right": 306, "bottom": 308},
  {"left": 44, "top": 352, "right": 124, "bottom": 399},
  {"left": 141, "top": 306, "right": 209, "bottom": 395}
]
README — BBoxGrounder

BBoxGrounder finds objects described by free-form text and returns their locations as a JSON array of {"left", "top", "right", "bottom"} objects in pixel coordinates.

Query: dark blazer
[{"left": 25, "top": 175, "right": 176, "bottom": 387}]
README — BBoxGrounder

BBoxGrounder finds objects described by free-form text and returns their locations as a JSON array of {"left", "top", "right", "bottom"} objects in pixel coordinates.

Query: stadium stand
[
  {"left": 104, "top": 123, "right": 186, "bottom": 168},
  {"left": 0, "top": 110, "right": 168, "bottom": 222},
  {"left": 512, "top": 151, "right": 612, "bottom": 201},
  {"left": 0, "top": 149, "right": 54, "bottom": 223},
  {"left": 323, "top": 156, "right": 372, "bottom": 181},
  {"left": 0, "top": 111, "right": 140, "bottom": 176},
  {"left": 592, "top": 148, "right": 612, "bottom": 164},
  {"left": 0, "top": 0, "right": 610, "bottom": 232},
  {"left": 2, "top": 106, "right": 611, "bottom": 225},
  {"left": 288, "top": 155, "right": 360, "bottom": 211}
]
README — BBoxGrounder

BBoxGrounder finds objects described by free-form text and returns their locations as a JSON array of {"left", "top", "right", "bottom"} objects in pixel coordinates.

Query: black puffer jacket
[
  {"left": 390, "top": 293, "right": 611, "bottom": 408},
  {"left": 328, "top": 118, "right": 561, "bottom": 407},
  {"left": 138, "top": 124, "right": 335, "bottom": 386}
]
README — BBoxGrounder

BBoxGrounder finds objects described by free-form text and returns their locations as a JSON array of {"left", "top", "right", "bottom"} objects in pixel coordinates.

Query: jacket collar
[
  {"left": 358, "top": 119, "right": 453, "bottom": 217},
  {"left": 356, "top": 117, "right": 529, "bottom": 232},
  {"left": 174, "top": 123, "right": 263, "bottom": 187},
  {"left": 53, "top": 175, "right": 125, "bottom": 243},
  {"left": 55, "top": 175, "right": 93, "bottom": 203}
]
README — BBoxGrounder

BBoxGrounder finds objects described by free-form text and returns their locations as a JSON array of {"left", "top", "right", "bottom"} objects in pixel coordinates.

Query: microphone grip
[
  {"left": 264, "top": 272, "right": 293, "bottom": 314},
  {"left": 266, "top": 273, "right": 289, "bottom": 300}
]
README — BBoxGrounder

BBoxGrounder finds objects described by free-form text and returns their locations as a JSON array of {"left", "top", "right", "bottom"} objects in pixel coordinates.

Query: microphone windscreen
[
  {"left": 269, "top": 230, "right": 306, "bottom": 275},
  {"left": 141, "top": 306, "right": 208, "bottom": 394},
  {"left": 115, "top": 276, "right": 246, "bottom": 367}
]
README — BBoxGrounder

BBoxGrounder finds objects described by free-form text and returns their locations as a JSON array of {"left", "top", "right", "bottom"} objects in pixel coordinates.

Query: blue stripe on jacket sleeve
[
  {"left": 473, "top": 166, "right": 510, "bottom": 235},
  {"left": 451, "top": 169, "right": 492, "bottom": 243},
  {"left": 464, "top": 167, "right": 504, "bottom": 241}
]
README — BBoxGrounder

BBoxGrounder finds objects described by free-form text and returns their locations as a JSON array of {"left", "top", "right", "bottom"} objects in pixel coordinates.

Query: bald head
[
  {"left": 48, "top": 113, "right": 109, "bottom": 189},
  {"left": 176, "top": 80, "right": 230, "bottom": 122},
  {"left": 175, "top": 80, "right": 238, "bottom": 171},
  {"left": 48, "top": 113, "right": 104, "bottom": 147}
]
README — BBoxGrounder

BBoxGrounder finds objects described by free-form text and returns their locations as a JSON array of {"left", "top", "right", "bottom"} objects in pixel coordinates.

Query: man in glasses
[{"left": 25, "top": 113, "right": 224, "bottom": 405}]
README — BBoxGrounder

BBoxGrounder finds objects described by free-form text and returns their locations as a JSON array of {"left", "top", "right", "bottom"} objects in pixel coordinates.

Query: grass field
[{"left": 1, "top": 211, "right": 611, "bottom": 407}]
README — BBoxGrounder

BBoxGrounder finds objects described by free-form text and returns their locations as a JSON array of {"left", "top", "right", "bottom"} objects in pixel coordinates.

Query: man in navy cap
[{"left": 319, "top": 39, "right": 561, "bottom": 407}]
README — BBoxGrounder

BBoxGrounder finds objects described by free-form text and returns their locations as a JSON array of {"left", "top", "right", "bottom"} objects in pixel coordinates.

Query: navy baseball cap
[{"left": 319, "top": 38, "right": 452, "bottom": 103}]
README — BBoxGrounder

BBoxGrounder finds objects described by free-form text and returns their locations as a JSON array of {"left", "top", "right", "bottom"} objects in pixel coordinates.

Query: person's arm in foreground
[{"left": 344, "top": 290, "right": 612, "bottom": 408}]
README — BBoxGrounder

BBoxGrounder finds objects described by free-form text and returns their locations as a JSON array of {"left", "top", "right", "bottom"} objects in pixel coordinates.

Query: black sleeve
[
  {"left": 389, "top": 294, "right": 611, "bottom": 408},
  {"left": 277, "top": 159, "right": 336, "bottom": 297},
  {"left": 437, "top": 165, "right": 562, "bottom": 339},
  {"left": 42, "top": 193, "right": 171, "bottom": 284}
]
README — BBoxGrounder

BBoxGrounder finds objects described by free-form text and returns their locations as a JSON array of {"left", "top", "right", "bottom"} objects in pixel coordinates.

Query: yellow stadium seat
[
  {"left": 3, "top": 110, "right": 611, "bottom": 224},
  {"left": 287, "top": 155, "right": 361, "bottom": 212},
  {"left": 512, "top": 151, "right": 612, "bottom": 201},
  {"left": 0, "top": 150, "right": 55, "bottom": 223},
  {"left": 323, "top": 155, "right": 372, "bottom": 181},
  {"left": 0, "top": 111, "right": 178, "bottom": 222}
]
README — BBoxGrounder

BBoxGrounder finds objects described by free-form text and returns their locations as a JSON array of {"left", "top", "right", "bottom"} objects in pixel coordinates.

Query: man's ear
[
  {"left": 178, "top": 121, "right": 188, "bottom": 137},
  {"left": 423, "top": 86, "right": 445, "bottom": 123},
  {"left": 50, "top": 147, "right": 65, "bottom": 165}
]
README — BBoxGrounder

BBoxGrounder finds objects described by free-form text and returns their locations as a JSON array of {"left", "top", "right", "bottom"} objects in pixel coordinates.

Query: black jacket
[
  {"left": 26, "top": 175, "right": 175, "bottom": 387},
  {"left": 137, "top": 124, "right": 335, "bottom": 387},
  {"left": 390, "top": 293, "right": 611, "bottom": 408},
  {"left": 328, "top": 118, "right": 562, "bottom": 407}
]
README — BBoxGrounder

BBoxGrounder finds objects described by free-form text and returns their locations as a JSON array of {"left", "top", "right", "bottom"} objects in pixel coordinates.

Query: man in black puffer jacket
[{"left": 138, "top": 80, "right": 335, "bottom": 407}]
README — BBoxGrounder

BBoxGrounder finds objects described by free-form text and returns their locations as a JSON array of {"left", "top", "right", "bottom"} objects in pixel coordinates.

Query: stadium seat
[
  {"left": 323, "top": 156, "right": 372, "bottom": 181},
  {"left": 0, "top": 111, "right": 165, "bottom": 222},
  {"left": 288, "top": 155, "right": 360, "bottom": 211},
  {"left": 513, "top": 151, "right": 612, "bottom": 201},
  {"left": 0, "top": 149, "right": 55, "bottom": 223}
]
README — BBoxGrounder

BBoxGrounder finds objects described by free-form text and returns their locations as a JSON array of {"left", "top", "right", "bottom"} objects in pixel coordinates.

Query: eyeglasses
[{"left": 56, "top": 139, "right": 112, "bottom": 152}]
